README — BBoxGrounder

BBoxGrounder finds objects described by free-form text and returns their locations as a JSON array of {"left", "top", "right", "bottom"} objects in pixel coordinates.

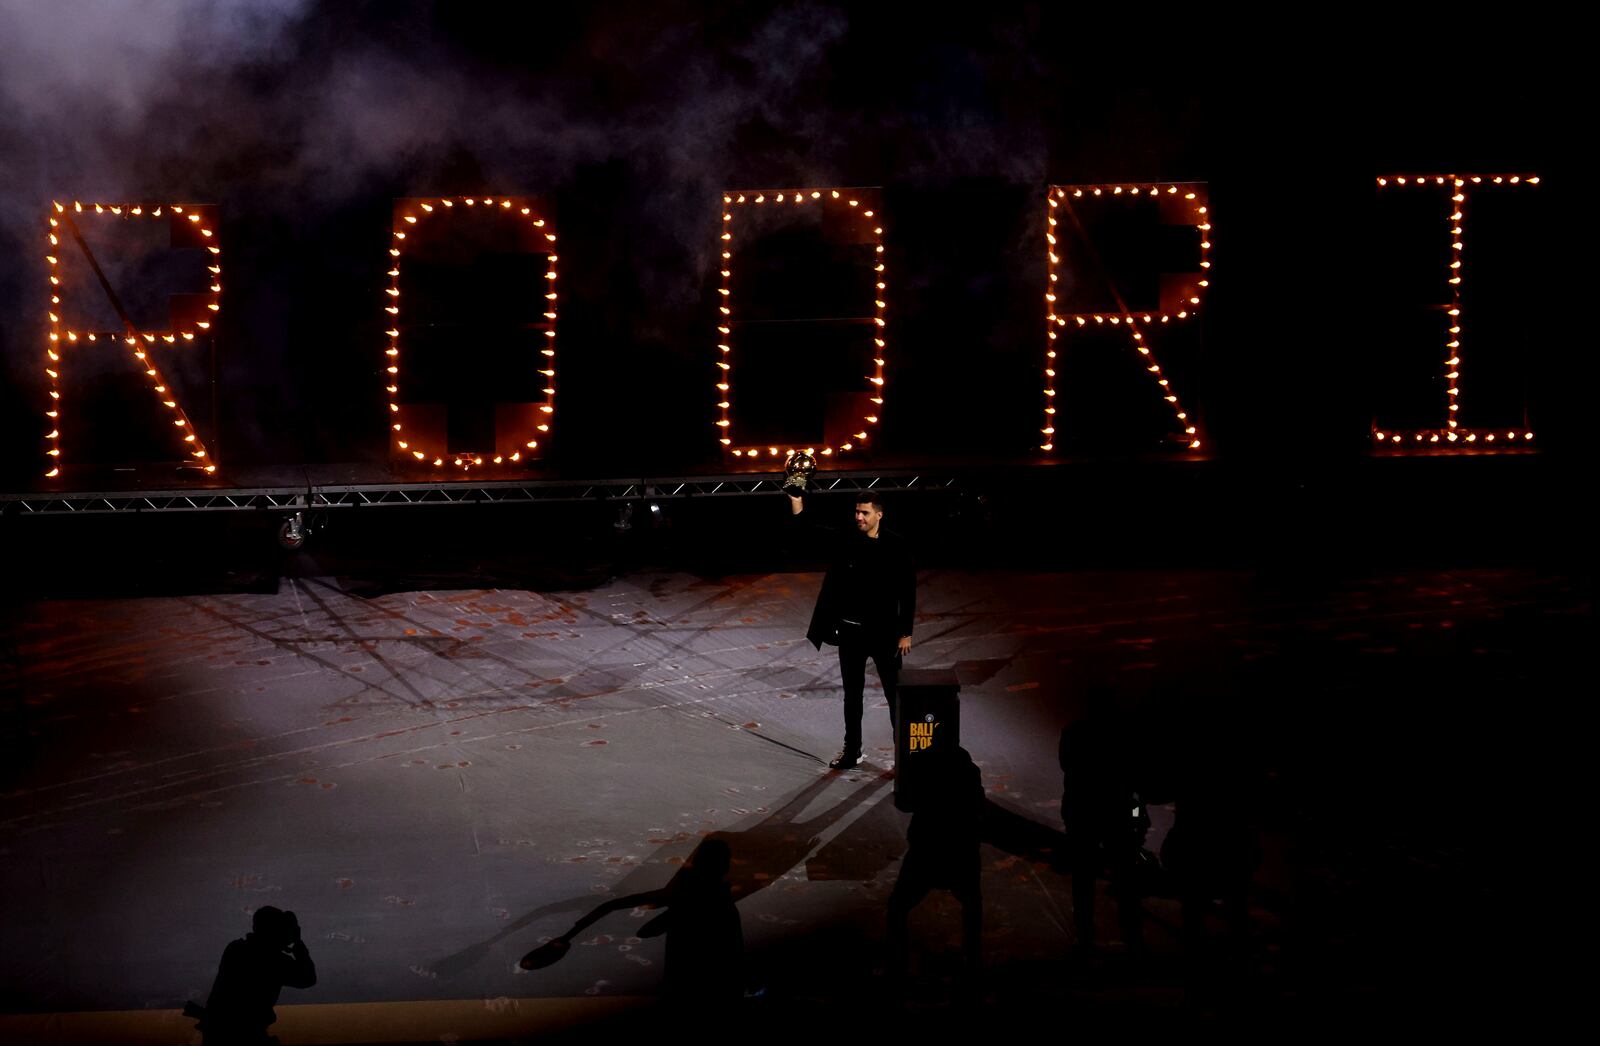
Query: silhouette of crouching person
[
  {"left": 191, "top": 906, "right": 315, "bottom": 1046},
  {"left": 886, "top": 746, "right": 985, "bottom": 975},
  {"left": 527, "top": 837, "right": 743, "bottom": 1003}
]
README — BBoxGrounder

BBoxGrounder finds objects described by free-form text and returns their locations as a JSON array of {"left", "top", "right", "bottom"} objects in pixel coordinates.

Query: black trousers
[
  {"left": 837, "top": 639, "right": 900, "bottom": 755},
  {"left": 1067, "top": 833, "right": 1145, "bottom": 948}
]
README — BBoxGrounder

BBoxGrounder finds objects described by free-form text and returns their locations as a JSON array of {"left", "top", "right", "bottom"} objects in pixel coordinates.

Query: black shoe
[{"left": 828, "top": 751, "right": 863, "bottom": 771}]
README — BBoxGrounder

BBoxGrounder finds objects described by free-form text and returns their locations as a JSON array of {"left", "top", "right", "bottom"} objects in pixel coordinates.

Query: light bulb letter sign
[
  {"left": 715, "top": 188, "right": 888, "bottom": 462},
  {"left": 1040, "top": 183, "right": 1210, "bottom": 453},
  {"left": 42, "top": 201, "right": 222, "bottom": 477},
  {"left": 1370, "top": 174, "right": 1540, "bottom": 450},
  {"left": 384, "top": 197, "right": 559, "bottom": 471}
]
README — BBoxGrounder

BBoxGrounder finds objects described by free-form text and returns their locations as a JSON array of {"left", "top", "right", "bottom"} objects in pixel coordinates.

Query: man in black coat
[{"left": 789, "top": 488, "right": 915, "bottom": 770}]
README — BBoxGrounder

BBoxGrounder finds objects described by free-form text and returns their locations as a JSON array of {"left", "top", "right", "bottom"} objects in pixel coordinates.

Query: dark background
[
  {"left": 0, "top": 3, "right": 1585, "bottom": 573},
  {"left": 0, "top": 5, "right": 1580, "bottom": 470}
]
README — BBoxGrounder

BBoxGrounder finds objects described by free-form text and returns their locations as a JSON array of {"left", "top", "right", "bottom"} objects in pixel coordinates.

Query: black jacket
[
  {"left": 793, "top": 514, "right": 915, "bottom": 649},
  {"left": 203, "top": 933, "right": 316, "bottom": 1036}
]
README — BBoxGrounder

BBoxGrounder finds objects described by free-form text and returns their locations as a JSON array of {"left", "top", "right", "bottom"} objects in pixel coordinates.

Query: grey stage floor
[{"left": 0, "top": 565, "right": 1583, "bottom": 1039}]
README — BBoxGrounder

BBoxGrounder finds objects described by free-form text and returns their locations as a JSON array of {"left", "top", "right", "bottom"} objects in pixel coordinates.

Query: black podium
[{"left": 893, "top": 668, "right": 961, "bottom": 811}]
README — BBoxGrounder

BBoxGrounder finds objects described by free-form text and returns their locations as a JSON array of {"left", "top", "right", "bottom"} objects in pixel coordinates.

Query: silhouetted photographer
[
  {"left": 886, "top": 745, "right": 985, "bottom": 974},
  {"left": 1060, "top": 713, "right": 1151, "bottom": 955},
  {"left": 521, "top": 837, "right": 743, "bottom": 1003},
  {"left": 1163, "top": 742, "right": 1258, "bottom": 963},
  {"left": 188, "top": 906, "right": 315, "bottom": 1046}
]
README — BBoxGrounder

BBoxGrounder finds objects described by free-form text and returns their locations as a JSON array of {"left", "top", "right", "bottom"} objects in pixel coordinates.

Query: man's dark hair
[
  {"left": 689, "top": 837, "right": 733, "bottom": 879},
  {"left": 251, "top": 906, "right": 286, "bottom": 936},
  {"left": 853, "top": 491, "right": 885, "bottom": 512}
]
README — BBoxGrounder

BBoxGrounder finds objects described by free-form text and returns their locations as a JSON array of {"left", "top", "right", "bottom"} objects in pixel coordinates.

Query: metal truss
[
  {"left": 0, "top": 489, "right": 310, "bottom": 515},
  {"left": 0, "top": 469, "right": 960, "bottom": 516}
]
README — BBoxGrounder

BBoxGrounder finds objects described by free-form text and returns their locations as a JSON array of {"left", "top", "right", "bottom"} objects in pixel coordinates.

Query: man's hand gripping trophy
[{"left": 783, "top": 450, "right": 817, "bottom": 512}]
